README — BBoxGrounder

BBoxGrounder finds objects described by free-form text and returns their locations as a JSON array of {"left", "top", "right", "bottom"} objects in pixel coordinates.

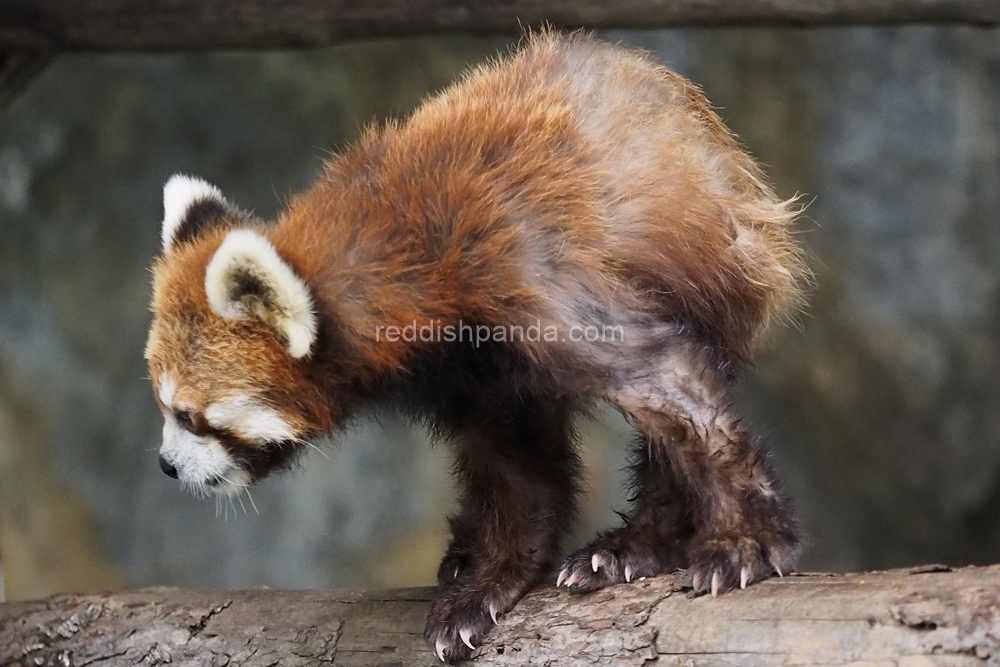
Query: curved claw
[
  {"left": 711, "top": 571, "right": 721, "bottom": 598},
  {"left": 435, "top": 639, "right": 447, "bottom": 663},
  {"left": 459, "top": 627, "right": 475, "bottom": 650},
  {"left": 624, "top": 564, "right": 633, "bottom": 583},
  {"left": 489, "top": 602, "right": 500, "bottom": 625},
  {"left": 740, "top": 567, "right": 749, "bottom": 590},
  {"left": 591, "top": 553, "right": 602, "bottom": 572},
  {"left": 556, "top": 568, "right": 569, "bottom": 587}
]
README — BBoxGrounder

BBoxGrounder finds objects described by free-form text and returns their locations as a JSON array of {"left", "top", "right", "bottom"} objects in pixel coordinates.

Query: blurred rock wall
[
  {"left": 0, "top": 26, "right": 998, "bottom": 600},
  {"left": 697, "top": 27, "right": 1000, "bottom": 570}
]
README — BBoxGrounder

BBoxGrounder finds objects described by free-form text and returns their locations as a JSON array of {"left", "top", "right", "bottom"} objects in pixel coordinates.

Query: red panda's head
[{"left": 146, "top": 175, "right": 332, "bottom": 497}]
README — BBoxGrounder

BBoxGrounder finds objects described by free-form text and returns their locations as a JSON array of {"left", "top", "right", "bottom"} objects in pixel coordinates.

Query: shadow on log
[
  {"left": 0, "top": 566, "right": 1000, "bottom": 667},
  {"left": 2, "top": 565, "right": 1000, "bottom": 666}
]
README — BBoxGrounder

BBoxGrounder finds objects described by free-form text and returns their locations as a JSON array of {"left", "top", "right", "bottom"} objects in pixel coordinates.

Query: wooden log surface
[
  {"left": 2, "top": 564, "right": 1000, "bottom": 666},
  {"left": 0, "top": 1, "right": 997, "bottom": 53}
]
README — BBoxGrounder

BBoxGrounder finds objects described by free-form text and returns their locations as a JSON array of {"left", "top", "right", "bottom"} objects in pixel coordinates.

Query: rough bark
[
  {"left": 2, "top": 564, "right": 1000, "bottom": 666},
  {"left": 0, "top": 1, "right": 996, "bottom": 52}
]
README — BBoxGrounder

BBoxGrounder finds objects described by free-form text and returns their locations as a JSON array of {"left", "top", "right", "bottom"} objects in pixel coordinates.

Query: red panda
[{"left": 146, "top": 32, "right": 806, "bottom": 663}]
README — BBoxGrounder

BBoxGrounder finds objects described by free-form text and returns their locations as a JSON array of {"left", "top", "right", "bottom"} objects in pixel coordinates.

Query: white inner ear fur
[
  {"left": 205, "top": 396, "right": 297, "bottom": 444},
  {"left": 162, "top": 174, "right": 227, "bottom": 252},
  {"left": 205, "top": 229, "right": 317, "bottom": 359}
]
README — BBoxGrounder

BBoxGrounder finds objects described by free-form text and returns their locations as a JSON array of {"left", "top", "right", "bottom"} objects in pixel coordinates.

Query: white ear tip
[
  {"left": 284, "top": 322, "right": 314, "bottom": 359},
  {"left": 162, "top": 174, "right": 226, "bottom": 251},
  {"left": 163, "top": 173, "right": 222, "bottom": 204}
]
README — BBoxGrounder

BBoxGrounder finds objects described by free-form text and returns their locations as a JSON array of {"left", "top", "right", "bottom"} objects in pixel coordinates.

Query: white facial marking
[
  {"left": 162, "top": 174, "right": 226, "bottom": 252},
  {"left": 159, "top": 415, "right": 249, "bottom": 497},
  {"left": 204, "top": 229, "right": 317, "bottom": 359},
  {"left": 205, "top": 395, "right": 296, "bottom": 444},
  {"left": 158, "top": 374, "right": 178, "bottom": 410}
]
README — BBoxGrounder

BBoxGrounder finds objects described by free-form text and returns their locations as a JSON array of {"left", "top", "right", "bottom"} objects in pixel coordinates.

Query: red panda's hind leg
[
  {"left": 625, "top": 401, "right": 799, "bottom": 596},
  {"left": 561, "top": 339, "right": 799, "bottom": 596},
  {"left": 425, "top": 395, "right": 581, "bottom": 663}
]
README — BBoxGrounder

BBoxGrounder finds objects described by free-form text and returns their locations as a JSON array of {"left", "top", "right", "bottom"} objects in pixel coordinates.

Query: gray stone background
[{"left": 1, "top": 26, "right": 998, "bottom": 601}]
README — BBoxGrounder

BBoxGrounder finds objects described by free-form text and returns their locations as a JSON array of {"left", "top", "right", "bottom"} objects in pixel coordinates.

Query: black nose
[{"left": 159, "top": 454, "right": 179, "bottom": 479}]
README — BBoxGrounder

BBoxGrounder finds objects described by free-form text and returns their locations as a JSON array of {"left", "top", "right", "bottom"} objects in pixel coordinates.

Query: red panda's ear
[
  {"left": 205, "top": 229, "right": 317, "bottom": 359},
  {"left": 161, "top": 174, "right": 236, "bottom": 253}
]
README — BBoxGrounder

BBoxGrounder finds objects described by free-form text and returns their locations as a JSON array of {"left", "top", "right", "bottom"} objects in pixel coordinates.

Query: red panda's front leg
[{"left": 425, "top": 395, "right": 581, "bottom": 663}]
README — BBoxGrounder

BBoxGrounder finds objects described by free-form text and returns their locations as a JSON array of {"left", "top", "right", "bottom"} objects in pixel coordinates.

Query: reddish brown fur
[
  {"left": 149, "top": 232, "right": 333, "bottom": 434},
  {"left": 147, "top": 32, "right": 806, "bottom": 663},
  {"left": 261, "top": 33, "right": 802, "bottom": 377}
]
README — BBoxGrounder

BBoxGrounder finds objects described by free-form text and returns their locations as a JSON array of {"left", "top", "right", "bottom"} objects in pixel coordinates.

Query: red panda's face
[
  {"left": 146, "top": 306, "right": 322, "bottom": 497},
  {"left": 146, "top": 176, "right": 328, "bottom": 497}
]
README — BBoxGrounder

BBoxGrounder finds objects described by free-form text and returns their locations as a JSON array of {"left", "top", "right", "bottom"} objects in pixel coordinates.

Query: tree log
[
  {"left": 2, "top": 565, "right": 1000, "bottom": 666},
  {"left": 0, "top": 1, "right": 996, "bottom": 53}
]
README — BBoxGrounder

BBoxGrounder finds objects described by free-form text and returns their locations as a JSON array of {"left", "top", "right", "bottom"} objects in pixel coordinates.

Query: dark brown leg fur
[
  {"left": 627, "top": 406, "right": 798, "bottom": 595},
  {"left": 561, "top": 341, "right": 799, "bottom": 596},
  {"left": 425, "top": 395, "right": 581, "bottom": 663},
  {"left": 558, "top": 437, "right": 693, "bottom": 590}
]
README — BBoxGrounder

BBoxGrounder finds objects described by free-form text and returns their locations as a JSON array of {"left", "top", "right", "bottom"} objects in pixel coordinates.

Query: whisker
[
  {"left": 244, "top": 488, "right": 260, "bottom": 515},
  {"left": 297, "top": 439, "right": 331, "bottom": 461}
]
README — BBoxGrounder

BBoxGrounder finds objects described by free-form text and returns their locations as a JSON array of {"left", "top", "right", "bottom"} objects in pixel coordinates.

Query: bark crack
[
  {"left": 75, "top": 649, "right": 128, "bottom": 667},
  {"left": 189, "top": 599, "right": 233, "bottom": 637}
]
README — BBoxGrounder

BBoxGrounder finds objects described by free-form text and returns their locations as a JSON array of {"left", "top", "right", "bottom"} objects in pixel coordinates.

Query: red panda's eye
[{"left": 174, "top": 409, "right": 194, "bottom": 431}]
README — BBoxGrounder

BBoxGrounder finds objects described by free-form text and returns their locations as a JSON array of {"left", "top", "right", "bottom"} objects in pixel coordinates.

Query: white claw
[
  {"left": 490, "top": 602, "right": 500, "bottom": 625},
  {"left": 557, "top": 568, "right": 569, "bottom": 587},
  {"left": 591, "top": 553, "right": 601, "bottom": 572},
  {"left": 454, "top": 566, "right": 460, "bottom": 579},
  {"left": 692, "top": 571, "right": 703, "bottom": 591},
  {"left": 435, "top": 639, "right": 447, "bottom": 663},
  {"left": 740, "top": 567, "right": 749, "bottom": 590},
  {"left": 566, "top": 572, "right": 579, "bottom": 588},
  {"left": 711, "top": 571, "right": 721, "bottom": 598},
  {"left": 625, "top": 565, "right": 634, "bottom": 583},
  {"left": 460, "top": 628, "right": 475, "bottom": 650},
  {"left": 775, "top": 565, "right": 784, "bottom": 577}
]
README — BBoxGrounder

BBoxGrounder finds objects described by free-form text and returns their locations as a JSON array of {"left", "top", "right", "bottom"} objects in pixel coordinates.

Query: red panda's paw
[
  {"left": 686, "top": 531, "right": 798, "bottom": 597},
  {"left": 556, "top": 527, "right": 683, "bottom": 593},
  {"left": 424, "top": 583, "right": 520, "bottom": 664}
]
